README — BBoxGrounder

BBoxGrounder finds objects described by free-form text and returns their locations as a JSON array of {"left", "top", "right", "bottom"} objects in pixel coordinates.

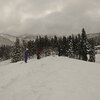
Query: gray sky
[{"left": 0, "top": 0, "right": 100, "bottom": 36}]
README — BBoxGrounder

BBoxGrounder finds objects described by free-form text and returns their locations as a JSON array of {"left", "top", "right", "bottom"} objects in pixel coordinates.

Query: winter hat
[{"left": 26, "top": 48, "right": 28, "bottom": 50}]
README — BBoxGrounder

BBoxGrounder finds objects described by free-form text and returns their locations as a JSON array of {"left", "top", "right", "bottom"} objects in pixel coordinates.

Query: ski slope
[{"left": 0, "top": 56, "right": 100, "bottom": 100}]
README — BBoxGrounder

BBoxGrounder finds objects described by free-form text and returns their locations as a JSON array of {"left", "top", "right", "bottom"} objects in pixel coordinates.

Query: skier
[
  {"left": 25, "top": 48, "right": 28, "bottom": 63},
  {"left": 36, "top": 50, "right": 40, "bottom": 59}
]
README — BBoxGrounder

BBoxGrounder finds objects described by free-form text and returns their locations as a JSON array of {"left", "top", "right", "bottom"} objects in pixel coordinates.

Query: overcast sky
[{"left": 0, "top": 0, "right": 100, "bottom": 36}]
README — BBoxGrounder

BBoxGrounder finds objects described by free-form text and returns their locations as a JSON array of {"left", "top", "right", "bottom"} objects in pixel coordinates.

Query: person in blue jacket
[{"left": 25, "top": 48, "right": 28, "bottom": 63}]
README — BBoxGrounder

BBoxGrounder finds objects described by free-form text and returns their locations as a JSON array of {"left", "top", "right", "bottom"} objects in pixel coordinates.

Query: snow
[
  {"left": 0, "top": 56, "right": 100, "bottom": 100},
  {"left": 0, "top": 59, "right": 11, "bottom": 67},
  {"left": 96, "top": 54, "right": 100, "bottom": 63},
  {"left": 0, "top": 33, "right": 16, "bottom": 42}
]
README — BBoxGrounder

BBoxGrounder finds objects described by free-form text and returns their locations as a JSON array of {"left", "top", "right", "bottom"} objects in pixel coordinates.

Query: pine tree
[
  {"left": 50, "top": 37, "right": 54, "bottom": 48},
  {"left": 81, "top": 28, "right": 88, "bottom": 61},
  {"left": 35, "top": 36, "right": 39, "bottom": 50},
  {"left": 3, "top": 45, "right": 11, "bottom": 60},
  {"left": 74, "top": 36, "right": 79, "bottom": 58},
  {"left": 11, "top": 38, "right": 22, "bottom": 62},
  {"left": 53, "top": 35, "right": 58, "bottom": 48},
  {"left": 58, "top": 37, "right": 63, "bottom": 56},
  {"left": 62, "top": 36, "right": 67, "bottom": 56},
  {"left": 23, "top": 40, "right": 27, "bottom": 50},
  {"left": 0, "top": 45, "right": 4, "bottom": 60},
  {"left": 89, "top": 39, "right": 95, "bottom": 62},
  {"left": 27, "top": 40, "right": 35, "bottom": 58},
  {"left": 22, "top": 40, "right": 28, "bottom": 60},
  {"left": 0, "top": 45, "right": 11, "bottom": 60},
  {"left": 68, "top": 36, "right": 74, "bottom": 58}
]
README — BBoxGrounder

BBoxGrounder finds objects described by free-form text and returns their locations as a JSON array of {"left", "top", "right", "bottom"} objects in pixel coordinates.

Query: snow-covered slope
[
  {"left": 0, "top": 33, "right": 16, "bottom": 42},
  {"left": 19, "top": 34, "right": 37, "bottom": 41},
  {"left": 0, "top": 56, "right": 100, "bottom": 100},
  {"left": 0, "top": 36, "right": 13, "bottom": 46},
  {"left": 0, "top": 33, "right": 38, "bottom": 43},
  {"left": 87, "top": 33, "right": 100, "bottom": 39}
]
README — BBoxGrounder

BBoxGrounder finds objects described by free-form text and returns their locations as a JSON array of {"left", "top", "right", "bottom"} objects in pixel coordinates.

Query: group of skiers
[{"left": 25, "top": 48, "right": 40, "bottom": 63}]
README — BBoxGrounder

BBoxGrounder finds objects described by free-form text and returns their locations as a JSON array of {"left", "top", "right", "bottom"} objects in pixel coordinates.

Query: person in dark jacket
[
  {"left": 25, "top": 48, "right": 28, "bottom": 63},
  {"left": 36, "top": 50, "right": 40, "bottom": 59}
]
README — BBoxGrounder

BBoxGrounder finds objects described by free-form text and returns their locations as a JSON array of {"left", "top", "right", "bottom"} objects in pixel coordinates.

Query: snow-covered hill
[
  {"left": 0, "top": 33, "right": 38, "bottom": 45},
  {"left": 0, "top": 33, "right": 16, "bottom": 42},
  {"left": 19, "top": 34, "right": 38, "bottom": 41},
  {"left": 87, "top": 33, "right": 100, "bottom": 39},
  {"left": 0, "top": 56, "right": 100, "bottom": 100},
  {"left": 0, "top": 36, "right": 13, "bottom": 46}
]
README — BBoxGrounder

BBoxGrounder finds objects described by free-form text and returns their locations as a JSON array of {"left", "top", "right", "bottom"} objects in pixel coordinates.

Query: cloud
[{"left": 0, "top": 0, "right": 100, "bottom": 35}]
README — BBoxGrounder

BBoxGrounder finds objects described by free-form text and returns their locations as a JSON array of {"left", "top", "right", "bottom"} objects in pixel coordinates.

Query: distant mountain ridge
[
  {"left": 0, "top": 36, "right": 13, "bottom": 46},
  {"left": 0, "top": 33, "right": 17, "bottom": 42},
  {"left": 87, "top": 33, "right": 100, "bottom": 45},
  {"left": 0, "top": 32, "right": 100, "bottom": 46},
  {"left": 87, "top": 33, "right": 100, "bottom": 39},
  {"left": 0, "top": 33, "right": 38, "bottom": 46},
  {"left": 19, "top": 34, "right": 38, "bottom": 41}
]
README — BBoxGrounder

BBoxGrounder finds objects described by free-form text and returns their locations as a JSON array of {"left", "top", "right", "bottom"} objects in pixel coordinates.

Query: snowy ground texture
[
  {"left": 0, "top": 56, "right": 100, "bottom": 100},
  {"left": 96, "top": 54, "right": 100, "bottom": 63}
]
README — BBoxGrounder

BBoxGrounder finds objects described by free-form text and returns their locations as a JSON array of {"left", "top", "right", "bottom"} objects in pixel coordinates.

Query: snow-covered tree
[
  {"left": 62, "top": 36, "right": 67, "bottom": 56},
  {"left": 68, "top": 36, "right": 74, "bottom": 58},
  {"left": 58, "top": 37, "right": 63, "bottom": 56},
  {"left": 11, "top": 38, "right": 23, "bottom": 62},
  {"left": 89, "top": 39, "right": 95, "bottom": 62},
  {"left": 0, "top": 45, "right": 11, "bottom": 60},
  {"left": 81, "top": 28, "right": 88, "bottom": 61}
]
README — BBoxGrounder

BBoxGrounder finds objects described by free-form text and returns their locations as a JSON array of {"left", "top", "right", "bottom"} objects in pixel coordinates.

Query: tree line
[
  {"left": 0, "top": 45, "right": 11, "bottom": 61},
  {"left": 0, "top": 28, "right": 95, "bottom": 62}
]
